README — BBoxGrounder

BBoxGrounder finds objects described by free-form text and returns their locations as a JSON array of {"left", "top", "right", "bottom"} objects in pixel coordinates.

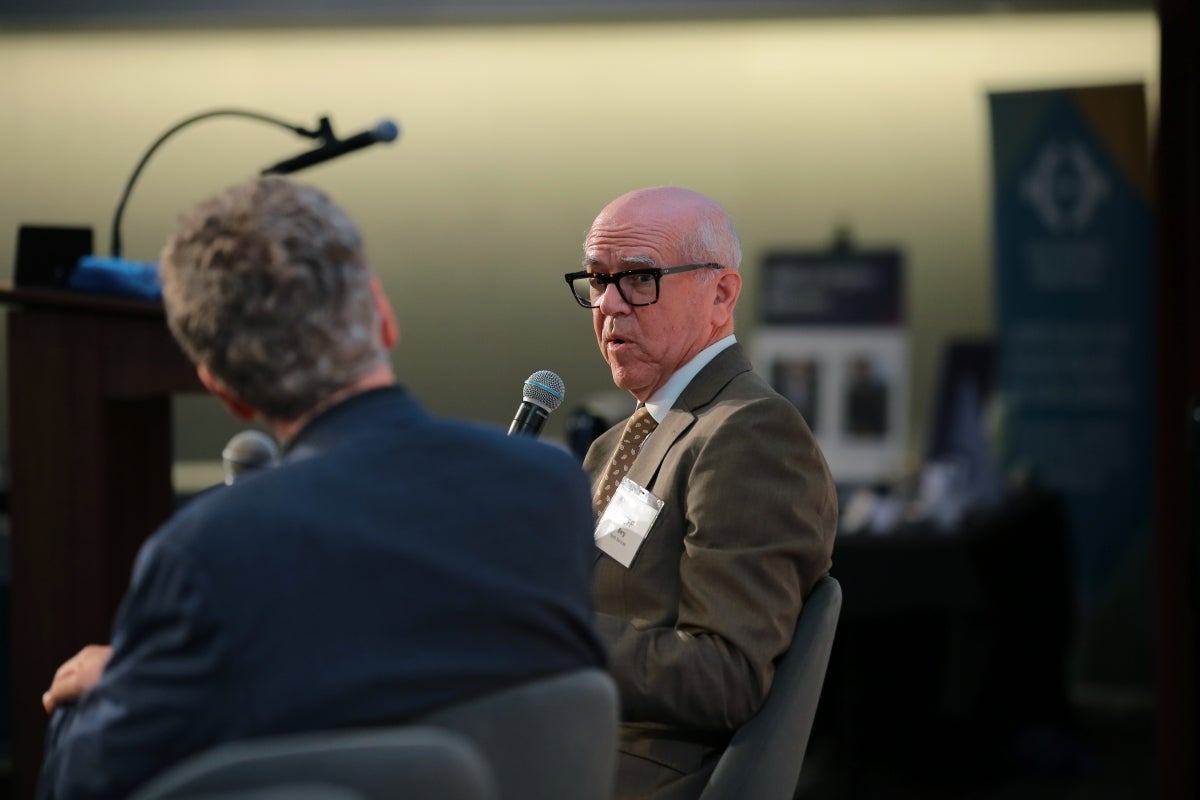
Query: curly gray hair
[{"left": 159, "top": 176, "right": 388, "bottom": 421}]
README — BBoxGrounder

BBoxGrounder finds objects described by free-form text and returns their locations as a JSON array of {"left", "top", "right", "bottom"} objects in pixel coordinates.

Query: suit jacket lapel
[
  {"left": 626, "top": 343, "right": 754, "bottom": 489},
  {"left": 626, "top": 410, "right": 688, "bottom": 489}
]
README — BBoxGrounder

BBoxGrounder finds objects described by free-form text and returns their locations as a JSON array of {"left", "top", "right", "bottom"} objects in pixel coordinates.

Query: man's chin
[
  {"left": 608, "top": 365, "right": 633, "bottom": 391},
  {"left": 608, "top": 367, "right": 649, "bottom": 401}
]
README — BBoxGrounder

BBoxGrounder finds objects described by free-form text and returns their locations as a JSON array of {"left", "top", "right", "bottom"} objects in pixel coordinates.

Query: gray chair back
[
  {"left": 177, "top": 786, "right": 366, "bottom": 800},
  {"left": 699, "top": 574, "right": 843, "bottom": 800},
  {"left": 127, "top": 726, "right": 497, "bottom": 800},
  {"left": 418, "top": 667, "right": 620, "bottom": 800}
]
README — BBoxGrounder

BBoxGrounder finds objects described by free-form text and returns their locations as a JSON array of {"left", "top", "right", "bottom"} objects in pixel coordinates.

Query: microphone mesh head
[
  {"left": 522, "top": 370, "right": 566, "bottom": 413},
  {"left": 373, "top": 119, "right": 400, "bottom": 143},
  {"left": 222, "top": 430, "right": 280, "bottom": 485}
]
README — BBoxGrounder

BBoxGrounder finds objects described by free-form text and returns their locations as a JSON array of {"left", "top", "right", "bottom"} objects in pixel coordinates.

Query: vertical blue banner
[{"left": 990, "top": 85, "right": 1153, "bottom": 679}]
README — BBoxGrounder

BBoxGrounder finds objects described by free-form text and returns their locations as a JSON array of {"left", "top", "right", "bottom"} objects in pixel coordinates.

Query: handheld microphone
[
  {"left": 261, "top": 118, "right": 400, "bottom": 175},
  {"left": 222, "top": 430, "right": 280, "bottom": 485},
  {"left": 508, "top": 370, "right": 566, "bottom": 437}
]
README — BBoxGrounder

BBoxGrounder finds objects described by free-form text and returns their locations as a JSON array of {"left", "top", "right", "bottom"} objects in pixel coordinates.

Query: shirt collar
[{"left": 644, "top": 334, "right": 737, "bottom": 423}]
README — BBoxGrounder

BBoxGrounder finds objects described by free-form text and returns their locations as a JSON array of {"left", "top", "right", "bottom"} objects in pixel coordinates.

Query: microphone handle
[{"left": 508, "top": 401, "right": 549, "bottom": 437}]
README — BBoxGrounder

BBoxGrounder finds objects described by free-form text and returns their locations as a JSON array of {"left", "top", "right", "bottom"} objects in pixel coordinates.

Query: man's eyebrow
[{"left": 581, "top": 255, "right": 657, "bottom": 270}]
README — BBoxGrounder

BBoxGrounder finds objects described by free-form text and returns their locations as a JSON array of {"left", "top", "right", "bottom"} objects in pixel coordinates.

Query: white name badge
[{"left": 595, "top": 477, "right": 664, "bottom": 568}]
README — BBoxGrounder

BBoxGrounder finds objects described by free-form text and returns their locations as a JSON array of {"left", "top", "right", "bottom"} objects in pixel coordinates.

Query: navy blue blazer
[{"left": 38, "top": 386, "right": 606, "bottom": 800}]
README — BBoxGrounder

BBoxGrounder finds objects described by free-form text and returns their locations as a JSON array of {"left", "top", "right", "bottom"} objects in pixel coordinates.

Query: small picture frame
[{"left": 756, "top": 327, "right": 909, "bottom": 487}]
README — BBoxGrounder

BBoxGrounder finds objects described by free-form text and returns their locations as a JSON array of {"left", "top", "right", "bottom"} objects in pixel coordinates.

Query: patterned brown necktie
[{"left": 594, "top": 406, "right": 658, "bottom": 516}]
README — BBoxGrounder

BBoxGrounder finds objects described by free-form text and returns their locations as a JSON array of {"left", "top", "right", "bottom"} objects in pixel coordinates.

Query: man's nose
[{"left": 596, "top": 281, "right": 630, "bottom": 314}]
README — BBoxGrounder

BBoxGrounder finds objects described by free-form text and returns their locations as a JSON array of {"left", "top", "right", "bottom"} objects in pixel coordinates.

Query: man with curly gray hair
[
  {"left": 160, "top": 176, "right": 392, "bottom": 426},
  {"left": 37, "top": 176, "right": 606, "bottom": 800}
]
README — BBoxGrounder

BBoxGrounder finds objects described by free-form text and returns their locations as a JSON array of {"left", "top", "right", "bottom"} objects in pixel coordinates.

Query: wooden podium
[{"left": 0, "top": 285, "right": 203, "bottom": 800}]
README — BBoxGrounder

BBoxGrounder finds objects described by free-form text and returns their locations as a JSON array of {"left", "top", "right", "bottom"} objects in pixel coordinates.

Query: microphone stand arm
[{"left": 109, "top": 108, "right": 326, "bottom": 258}]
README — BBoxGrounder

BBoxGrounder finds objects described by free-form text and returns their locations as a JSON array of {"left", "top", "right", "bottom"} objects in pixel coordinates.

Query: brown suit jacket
[{"left": 585, "top": 343, "right": 838, "bottom": 787}]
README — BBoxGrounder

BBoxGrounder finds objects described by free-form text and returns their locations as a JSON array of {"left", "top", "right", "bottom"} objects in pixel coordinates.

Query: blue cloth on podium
[{"left": 67, "top": 255, "right": 162, "bottom": 300}]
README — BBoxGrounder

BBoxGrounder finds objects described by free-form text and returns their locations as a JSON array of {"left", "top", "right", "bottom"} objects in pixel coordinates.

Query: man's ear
[
  {"left": 197, "top": 365, "right": 257, "bottom": 421},
  {"left": 370, "top": 277, "right": 399, "bottom": 350},
  {"left": 712, "top": 269, "right": 742, "bottom": 326}
]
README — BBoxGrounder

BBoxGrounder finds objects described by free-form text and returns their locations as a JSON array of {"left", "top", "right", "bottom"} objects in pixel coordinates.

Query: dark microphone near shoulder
[{"left": 509, "top": 370, "right": 566, "bottom": 438}]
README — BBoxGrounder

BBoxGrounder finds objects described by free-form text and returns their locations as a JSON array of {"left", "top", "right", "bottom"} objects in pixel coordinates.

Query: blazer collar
[
  {"left": 675, "top": 342, "right": 753, "bottom": 412},
  {"left": 624, "top": 343, "right": 753, "bottom": 489}
]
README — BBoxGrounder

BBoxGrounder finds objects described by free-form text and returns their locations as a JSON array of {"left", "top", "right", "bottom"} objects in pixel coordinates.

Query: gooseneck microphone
[
  {"left": 261, "top": 118, "right": 400, "bottom": 176},
  {"left": 222, "top": 430, "right": 280, "bottom": 485},
  {"left": 508, "top": 370, "right": 566, "bottom": 437},
  {"left": 109, "top": 108, "right": 401, "bottom": 258}
]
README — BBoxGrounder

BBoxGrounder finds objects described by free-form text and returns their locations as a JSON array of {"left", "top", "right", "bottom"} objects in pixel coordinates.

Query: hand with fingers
[{"left": 43, "top": 644, "right": 112, "bottom": 713}]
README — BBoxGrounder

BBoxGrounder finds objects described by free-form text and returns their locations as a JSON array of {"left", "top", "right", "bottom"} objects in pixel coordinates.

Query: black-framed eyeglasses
[{"left": 564, "top": 263, "right": 723, "bottom": 308}]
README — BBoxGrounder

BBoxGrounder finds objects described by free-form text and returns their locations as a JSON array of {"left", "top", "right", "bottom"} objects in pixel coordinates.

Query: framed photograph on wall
[
  {"left": 753, "top": 246, "right": 908, "bottom": 486},
  {"left": 755, "top": 328, "right": 909, "bottom": 486}
]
